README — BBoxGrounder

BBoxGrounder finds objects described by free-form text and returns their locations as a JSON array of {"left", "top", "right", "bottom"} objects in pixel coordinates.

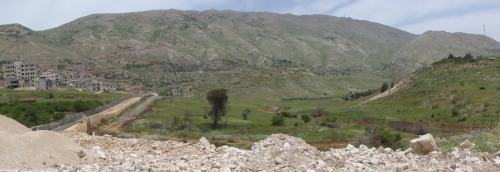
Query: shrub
[
  {"left": 311, "top": 107, "right": 327, "bottom": 117},
  {"left": 458, "top": 117, "right": 467, "bottom": 122},
  {"left": 301, "top": 114, "right": 311, "bottom": 123},
  {"left": 278, "top": 111, "right": 297, "bottom": 118},
  {"left": 47, "top": 93, "right": 54, "bottom": 99},
  {"left": 379, "top": 129, "right": 403, "bottom": 149},
  {"left": 380, "top": 82, "right": 389, "bottom": 93},
  {"left": 53, "top": 112, "right": 65, "bottom": 121},
  {"left": 357, "top": 127, "right": 402, "bottom": 149},
  {"left": 98, "top": 118, "right": 109, "bottom": 126},
  {"left": 452, "top": 108, "right": 459, "bottom": 117},
  {"left": 242, "top": 108, "right": 251, "bottom": 120},
  {"left": 320, "top": 121, "right": 327, "bottom": 126},
  {"left": 479, "top": 86, "right": 486, "bottom": 90},
  {"left": 326, "top": 116, "right": 337, "bottom": 123},
  {"left": 271, "top": 115, "right": 285, "bottom": 126}
]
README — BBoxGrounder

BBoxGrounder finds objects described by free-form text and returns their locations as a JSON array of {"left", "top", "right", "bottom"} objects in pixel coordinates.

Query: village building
[
  {"left": 36, "top": 70, "right": 67, "bottom": 90},
  {"left": 1, "top": 61, "right": 39, "bottom": 88},
  {"left": 86, "top": 80, "right": 117, "bottom": 92},
  {"left": 2, "top": 61, "right": 119, "bottom": 92}
]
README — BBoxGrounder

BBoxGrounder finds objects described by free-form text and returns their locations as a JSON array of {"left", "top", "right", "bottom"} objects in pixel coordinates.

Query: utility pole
[{"left": 483, "top": 24, "right": 488, "bottom": 56}]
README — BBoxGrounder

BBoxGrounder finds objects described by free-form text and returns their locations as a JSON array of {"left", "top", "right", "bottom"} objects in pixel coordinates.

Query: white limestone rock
[{"left": 410, "top": 134, "right": 437, "bottom": 155}]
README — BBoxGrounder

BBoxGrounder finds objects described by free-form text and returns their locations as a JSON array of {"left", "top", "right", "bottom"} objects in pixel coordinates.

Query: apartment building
[{"left": 2, "top": 61, "right": 39, "bottom": 88}]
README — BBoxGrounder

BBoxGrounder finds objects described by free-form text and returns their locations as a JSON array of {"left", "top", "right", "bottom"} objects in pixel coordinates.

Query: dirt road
[
  {"left": 64, "top": 96, "right": 143, "bottom": 132},
  {"left": 98, "top": 94, "right": 162, "bottom": 133}
]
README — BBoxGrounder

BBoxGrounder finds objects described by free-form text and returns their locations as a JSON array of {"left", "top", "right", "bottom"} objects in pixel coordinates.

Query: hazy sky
[{"left": 1, "top": 0, "right": 499, "bottom": 41}]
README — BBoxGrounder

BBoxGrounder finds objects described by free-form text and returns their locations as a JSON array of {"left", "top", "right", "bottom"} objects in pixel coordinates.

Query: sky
[{"left": 1, "top": 0, "right": 499, "bottom": 41}]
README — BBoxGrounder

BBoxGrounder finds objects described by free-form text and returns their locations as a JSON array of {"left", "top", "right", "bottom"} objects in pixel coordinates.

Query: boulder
[
  {"left": 409, "top": 134, "right": 437, "bottom": 155},
  {"left": 199, "top": 137, "right": 211, "bottom": 147}
]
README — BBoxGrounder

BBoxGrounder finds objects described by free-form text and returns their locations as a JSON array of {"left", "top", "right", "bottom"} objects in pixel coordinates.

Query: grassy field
[
  {"left": 0, "top": 88, "right": 125, "bottom": 103},
  {"left": 127, "top": 59, "right": 499, "bottom": 151},
  {"left": 0, "top": 88, "right": 127, "bottom": 127},
  {"left": 127, "top": 97, "right": 357, "bottom": 143}
]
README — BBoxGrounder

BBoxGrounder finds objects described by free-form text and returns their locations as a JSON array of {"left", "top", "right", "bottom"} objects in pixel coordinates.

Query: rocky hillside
[
  {"left": 0, "top": 24, "right": 79, "bottom": 63},
  {"left": 386, "top": 31, "right": 500, "bottom": 76},
  {"left": 1, "top": 10, "right": 499, "bottom": 97}
]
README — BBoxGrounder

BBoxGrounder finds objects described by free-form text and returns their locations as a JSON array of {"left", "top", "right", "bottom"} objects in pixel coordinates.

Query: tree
[
  {"left": 271, "top": 115, "right": 285, "bottom": 126},
  {"left": 448, "top": 53, "right": 455, "bottom": 59},
  {"left": 206, "top": 89, "right": 229, "bottom": 129},
  {"left": 464, "top": 53, "right": 473, "bottom": 60},
  {"left": 311, "top": 107, "right": 327, "bottom": 117},
  {"left": 242, "top": 108, "right": 251, "bottom": 120},
  {"left": 182, "top": 110, "right": 192, "bottom": 129},
  {"left": 380, "top": 82, "right": 389, "bottom": 93}
]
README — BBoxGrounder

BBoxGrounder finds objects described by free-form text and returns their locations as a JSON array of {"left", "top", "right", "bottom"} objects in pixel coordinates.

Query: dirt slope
[{"left": 0, "top": 115, "right": 95, "bottom": 170}]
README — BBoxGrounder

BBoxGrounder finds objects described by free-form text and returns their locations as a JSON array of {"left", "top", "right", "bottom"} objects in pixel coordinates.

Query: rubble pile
[{"left": 61, "top": 133, "right": 500, "bottom": 171}]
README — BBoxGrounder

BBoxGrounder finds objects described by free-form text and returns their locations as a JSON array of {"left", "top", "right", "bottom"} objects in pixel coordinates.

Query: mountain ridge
[{"left": 0, "top": 9, "right": 499, "bottom": 97}]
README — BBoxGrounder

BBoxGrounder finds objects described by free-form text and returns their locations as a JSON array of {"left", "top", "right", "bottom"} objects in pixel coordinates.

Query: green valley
[{"left": 125, "top": 58, "right": 499, "bottom": 151}]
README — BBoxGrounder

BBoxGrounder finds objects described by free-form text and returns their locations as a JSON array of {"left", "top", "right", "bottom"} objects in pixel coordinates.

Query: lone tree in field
[{"left": 206, "top": 89, "right": 229, "bottom": 129}]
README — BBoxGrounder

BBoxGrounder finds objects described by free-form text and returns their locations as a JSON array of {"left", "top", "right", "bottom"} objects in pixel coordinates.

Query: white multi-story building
[{"left": 1, "top": 61, "right": 39, "bottom": 88}]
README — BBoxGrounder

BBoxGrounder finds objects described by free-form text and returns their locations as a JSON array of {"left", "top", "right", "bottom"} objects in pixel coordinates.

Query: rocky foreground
[
  {"left": 55, "top": 132, "right": 498, "bottom": 172},
  {"left": 1, "top": 114, "right": 500, "bottom": 171}
]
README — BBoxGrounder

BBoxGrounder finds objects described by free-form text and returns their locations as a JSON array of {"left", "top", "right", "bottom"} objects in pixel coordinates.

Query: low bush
[
  {"left": 271, "top": 115, "right": 285, "bottom": 126},
  {"left": 357, "top": 127, "right": 402, "bottom": 149},
  {"left": 301, "top": 114, "right": 311, "bottom": 123}
]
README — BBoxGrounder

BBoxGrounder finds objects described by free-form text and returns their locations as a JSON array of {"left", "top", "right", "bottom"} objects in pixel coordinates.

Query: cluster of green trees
[
  {"left": 432, "top": 53, "right": 478, "bottom": 64},
  {"left": 342, "top": 89, "right": 377, "bottom": 101},
  {"left": 0, "top": 100, "right": 102, "bottom": 127}
]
